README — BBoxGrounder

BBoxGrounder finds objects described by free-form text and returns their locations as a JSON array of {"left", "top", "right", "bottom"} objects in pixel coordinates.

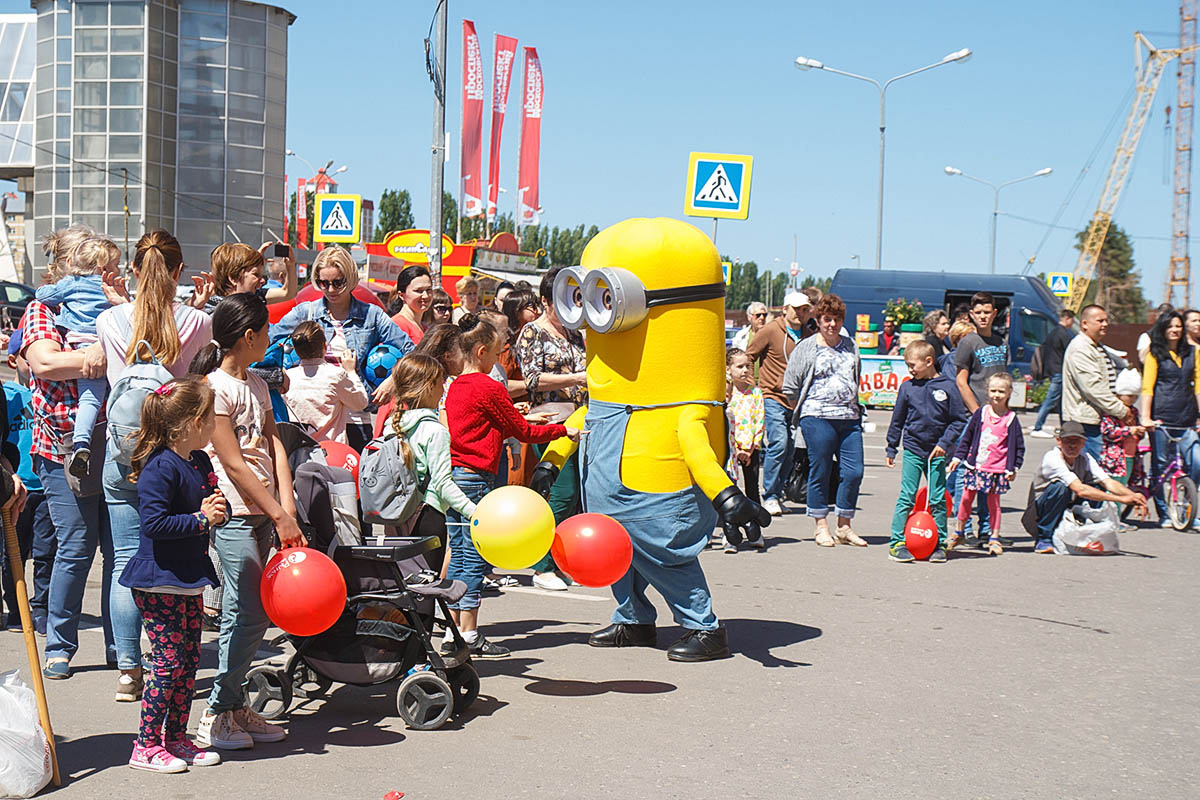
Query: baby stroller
[{"left": 245, "top": 426, "right": 479, "bottom": 730}]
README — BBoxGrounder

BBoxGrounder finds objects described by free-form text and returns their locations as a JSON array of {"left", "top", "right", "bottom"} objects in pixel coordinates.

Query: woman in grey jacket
[{"left": 782, "top": 295, "right": 867, "bottom": 548}]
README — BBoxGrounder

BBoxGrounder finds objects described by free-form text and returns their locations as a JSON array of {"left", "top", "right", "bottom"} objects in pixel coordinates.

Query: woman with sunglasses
[
  {"left": 389, "top": 265, "right": 434, "bottom": 346},
  {"left": 271, "top": 246, "right": 413, "bottom": 451},
  {"left": 423, "top": 289, "right": 454, "bottom": 327}
]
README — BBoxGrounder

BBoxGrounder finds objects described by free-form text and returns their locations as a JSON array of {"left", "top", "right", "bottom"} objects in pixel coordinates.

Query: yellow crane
[{"left": 1068, "top": 31, "right": 1200, "bottom": 312}]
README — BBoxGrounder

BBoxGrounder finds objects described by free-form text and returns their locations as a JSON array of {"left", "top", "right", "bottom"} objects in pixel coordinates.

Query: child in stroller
[{"left": 244, "top": 427, "right": 480, "bottom": 730}]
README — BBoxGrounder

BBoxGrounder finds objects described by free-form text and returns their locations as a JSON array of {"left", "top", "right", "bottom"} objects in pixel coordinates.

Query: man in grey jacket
[{"left": 1062, "top": 304, "right": 1134, "bottom": 461}]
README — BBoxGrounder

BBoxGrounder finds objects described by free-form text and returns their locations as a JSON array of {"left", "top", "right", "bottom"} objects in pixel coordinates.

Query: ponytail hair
[
  {"left": 128, "top": 230, "right": 185, "bottom": 366},
  {"left": 188, "top": 292, "right": 270, "bottom": 375},
  {"left": 457, "top": 313, "right": 500, "bottom": 363},
  {"left": 128, "top": 376, "right": 215, "bottom": 482},
  {"left": 388, "top": 353, "right": 446, "bottom": 467}
]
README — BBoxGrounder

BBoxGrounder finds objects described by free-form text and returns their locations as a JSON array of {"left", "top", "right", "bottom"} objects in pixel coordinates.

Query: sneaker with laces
[
  {"left": 1029, "top": 429, "right": 1055, "bottom": 439},
  {"left": 165, "top": 739, "right": 221, "bottom": 766},
  {"left": 128, "top": 742, "right": 187, "bottom": 773},
  {"left": 532, "top": 571, "right": 568, "bottom": 591},
  {"left": 196, "top": 709, "right": 253, "bottom": 750},
  {"left": 469, "top": 635, "right": 510, "bottom": 659},
  {"left": 231, "top": 706, "right": 286, "bottom": 743},
  {"left": 888, "top": 544, "right": 915, "bottom": 563},
  {"left": 927, "top": 547, "right": 947, "bottom": 563},
  {"left": 115, "top": 670, "right": 143, "bottom": 702},
  {"left": 762, "top": 498, "right": 783, "bottom": 517},
  {"left": 722, "top": 536, "right": 738, "bottom": 554},
  {"left": 67, "top": 447, "right": 91, "bottom": 480}
]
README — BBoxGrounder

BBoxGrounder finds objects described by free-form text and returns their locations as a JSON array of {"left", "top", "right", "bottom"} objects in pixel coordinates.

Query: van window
[{"left": 1020, "top": 311, "right": 1053, "bottom": 348}]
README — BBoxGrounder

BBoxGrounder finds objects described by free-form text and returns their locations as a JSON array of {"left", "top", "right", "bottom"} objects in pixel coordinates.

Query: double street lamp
[
  {"left": 794, "top": 48, "right": 972, "bottom": 270},
  {"left": 943, "top": 165, "right": 1053, "bottom": 273}
]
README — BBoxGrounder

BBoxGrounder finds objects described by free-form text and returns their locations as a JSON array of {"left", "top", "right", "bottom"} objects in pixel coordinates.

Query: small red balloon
[
  {"left": 260, "top": 547, "right": 346, "bottom": 637},
  {"left": 383, "top": 793, "right": 405, "bottom": 800},
  {"left": 904, "top": 510, "right": 939, "bottom": 560},
  {"left": 550, "top": 513, "right": 633, "bottom": 588},
  {"left": 914, "top": 485, "right": 928, "bottom": 512},
  {"left": 320, "top": 440, "right": 360, "bottom": 482}
]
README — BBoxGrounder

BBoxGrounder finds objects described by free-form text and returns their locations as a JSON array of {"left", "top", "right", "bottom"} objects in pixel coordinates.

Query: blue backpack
[{"left": 106, "top": 339, "right": 174, "bottom": 465}]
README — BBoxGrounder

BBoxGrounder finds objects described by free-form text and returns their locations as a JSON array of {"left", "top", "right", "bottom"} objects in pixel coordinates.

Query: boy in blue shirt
[
  {"left": 1, "top": 328, "right": 55, "bottom": 633},
  {"left": 885, "top": 340, "right": 968, "bottom": 563}
]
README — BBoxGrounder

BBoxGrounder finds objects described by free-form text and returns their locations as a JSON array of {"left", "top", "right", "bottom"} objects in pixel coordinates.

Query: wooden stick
[{"left": 3, "top": 506, "right": 61, "bottom": 787}]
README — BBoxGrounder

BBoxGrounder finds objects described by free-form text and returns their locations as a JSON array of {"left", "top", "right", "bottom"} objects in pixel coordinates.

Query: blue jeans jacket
[{"left": 270, "top": 297, "right": 413, "bottom": 384}]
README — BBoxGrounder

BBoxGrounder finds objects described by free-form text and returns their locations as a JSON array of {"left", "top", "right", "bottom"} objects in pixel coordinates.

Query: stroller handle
[{"left": 336, "top": 535, "right": 441, "bottom": 564}]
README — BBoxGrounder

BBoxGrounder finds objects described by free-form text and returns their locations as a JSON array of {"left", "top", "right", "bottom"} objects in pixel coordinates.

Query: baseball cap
[
  {"left": 1057, "top": 421, "right": 1086, "bottom": 440},
  {"left": 782, "top": 291, "right": 810, "bottom": 308},
  {"left": 7, "top": 327, "right": 23, "bottom": 357}
]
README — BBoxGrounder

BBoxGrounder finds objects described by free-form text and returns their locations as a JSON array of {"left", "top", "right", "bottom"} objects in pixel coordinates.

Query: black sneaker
[
  {"left": 997, "top": 535, "right": 1013, "bottom": 548},
  {"left": 201, "top": 611, "right": 220, "bottom": 632},
  {"left": 67, "top": 447, "right": 90, "bottom": 480},
  {"left": 927, "top": 547, "right": 947, "bottom": 563},
  {"left": 889, "top": 544, "right": 915, "bottom": 563},
  {"left": 469, "top": 636, "right": 510, "bottom": 659},
  {"left": 964, "top": 532, "right": 983, "bottom": 549}
]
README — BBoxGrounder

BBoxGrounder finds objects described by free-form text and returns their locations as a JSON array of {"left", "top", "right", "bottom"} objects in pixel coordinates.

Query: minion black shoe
[
  {"left": 588, "top": 623, "right": 657, "bottom": 648},
  {"left": 666, "top": 627, "right": 730, "bottom": 662}
]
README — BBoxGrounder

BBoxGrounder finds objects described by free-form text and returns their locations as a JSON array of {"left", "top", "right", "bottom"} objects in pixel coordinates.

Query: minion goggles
[{"left": 553, "top": 266, "right": 726, "bottom": 334}]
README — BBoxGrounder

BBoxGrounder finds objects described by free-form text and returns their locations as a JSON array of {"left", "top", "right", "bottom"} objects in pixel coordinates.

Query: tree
[
  {"left": 375, "top": 188, "right": 414, "bottom": 241},
  {"left": 800, "top": 275, "right": 832, "bottom": 293},
  {"left": 286, "top": 189, "right": 314, "bottom": 247},
  {"left": 1074, "top": 221, "right": 1147, "bottom": 323}
]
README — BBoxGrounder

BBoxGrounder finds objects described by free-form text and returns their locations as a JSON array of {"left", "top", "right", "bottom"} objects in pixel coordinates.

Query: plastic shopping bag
[
  {"left": 1052, "top": 503, "right": 1121, "bottom": 555},
  {"left": 0, "top": 670, "right": 52, "bottom": 798}
]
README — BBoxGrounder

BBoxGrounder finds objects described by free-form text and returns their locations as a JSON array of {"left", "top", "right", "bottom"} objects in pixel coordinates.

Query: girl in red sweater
[{"left": 443, "top": 315, "right": 581, "bottom": 658}]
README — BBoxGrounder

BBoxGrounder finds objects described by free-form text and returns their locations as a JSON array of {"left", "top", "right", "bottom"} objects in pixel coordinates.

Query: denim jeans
[
  {"left": 797, "top": 417, "right": 864, "bottom": 519},
  {"left": 1082, "top": 423, "right": 1102, "bottom": 464},
  {"left": 1149, "top": 427, "right": 1200, "bottom": 520},
  {"left": 446, "top": 467, "right": 496, "bottom": 610},
  {"left": 762, "top": 398, "right": 794, "bottom": 502},
  {"left": 73, "top": 377, "right": 106, "bottom": 449},
  {"left": 531, "top": 445, "right": 578, "bottom": 573},
  {"left": 1035, "top": 482, "right": 1074, "bottom": 546},
  {"left": 103, "top": 457, "right": 143, "bottom": 670},
  {"left": 208, "top": 515, "right": 274, "bottom": 713},
  {"left": 37, "top": 455, "right": 114, "bottom": 663},
  {"left": 948, "top": 463, "right": 990, "bottom": 537},
  {"left": 1, "top": 491, "right": 53, "bottom": 624},
  {"left": 1032, "top": 374, "right": 1062, "bottom": 432}
]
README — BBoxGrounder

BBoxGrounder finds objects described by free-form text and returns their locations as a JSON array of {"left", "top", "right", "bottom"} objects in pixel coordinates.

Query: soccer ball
[{"left": 364, "top": 344, "right": 404, "bottom": 391}]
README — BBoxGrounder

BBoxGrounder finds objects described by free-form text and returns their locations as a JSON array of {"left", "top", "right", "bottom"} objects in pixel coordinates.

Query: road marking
[{"left": 501, "top": 586, "right": 609, "bottom": 602}]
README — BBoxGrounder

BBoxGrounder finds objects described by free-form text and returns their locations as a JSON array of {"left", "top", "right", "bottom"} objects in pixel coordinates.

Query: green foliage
[
  {"left": 375, "top": 188, "right": 415, "bottom": 241},
  {"left": 884, "top": 297, "right": 925, "bottom": 324},
  {"left": 724, "top": 257, "right": 791, "bottom": 311},
  {"left": 519, "top": 223, "right": 599, "bottom": 267},
  {"left": 1074, "top": 221, "right": 1147, "bottom": 323},
  {"left": 1027, "top": 376, "right": 1049, "bottom": 406},
  {"left": 287, "top": 190, "right": 315, "bottom": 247},
  {"left": 801, "top": 275, "right": 832, "bottom": 293}
]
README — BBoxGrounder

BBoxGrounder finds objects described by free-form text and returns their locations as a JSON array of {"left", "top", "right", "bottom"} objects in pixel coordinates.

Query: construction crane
[
  {"left": 1068, "top": 31, "right": 1200, "bottom": 312},
  {"left": 1166, "top": 0, "right": 1197, "bottom": 307}
]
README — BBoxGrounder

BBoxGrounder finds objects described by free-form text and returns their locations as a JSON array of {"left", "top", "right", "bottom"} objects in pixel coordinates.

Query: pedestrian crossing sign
[
  {"left": 722, "top": 261, "right": 732, "bottom": 285},
  {"left": 315, "top": 194, "right": 362, "bottom": 243},
  {"left": 684, "top": 152, "right": 753, "bottom": 220},
  {"left": 1047, "top": 272, "right": 1072, "bottom": 297}
]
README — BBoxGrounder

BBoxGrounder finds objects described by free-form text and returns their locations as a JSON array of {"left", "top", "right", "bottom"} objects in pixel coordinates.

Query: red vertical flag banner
[
  {"left": 283, "top": 172, "right": 290, "bottom": 243},
  {"left": 486, "top": 33, "right": 519, "bottom": 222},
  {"left": 297, "top": 177, "right": 308, "bottom": 249},
  {"left": 517, "top": 47, "right": 543, "bottom": 227},
  {"left": 460, "top": 20, "right": 485, "bottom": 218}
]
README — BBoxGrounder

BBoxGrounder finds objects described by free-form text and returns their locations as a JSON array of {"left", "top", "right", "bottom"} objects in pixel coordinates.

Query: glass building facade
[
  {"left": 31, "top": 0, "right": 291, "bottom": 276},
  {"left": 0, "top": 15, "right": 35, "bottom": 177}
]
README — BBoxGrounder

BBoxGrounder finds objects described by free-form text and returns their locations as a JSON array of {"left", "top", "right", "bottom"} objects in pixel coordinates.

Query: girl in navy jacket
[{"left": 119, "top": 376, "right": 228, "bottom": 773}]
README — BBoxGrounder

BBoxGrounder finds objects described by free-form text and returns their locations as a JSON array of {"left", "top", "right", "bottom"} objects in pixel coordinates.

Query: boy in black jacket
[{"left": 885, "top": 340, "right": 967, "bottom": 562}]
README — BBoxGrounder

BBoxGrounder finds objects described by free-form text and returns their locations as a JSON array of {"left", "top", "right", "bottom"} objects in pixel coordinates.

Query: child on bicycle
[{"left": 1101, "top": 369, "right": 1148, "bottom": 487}]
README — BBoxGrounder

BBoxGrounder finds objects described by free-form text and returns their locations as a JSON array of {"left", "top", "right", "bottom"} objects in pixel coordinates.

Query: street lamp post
[
  {"left": 794, "top": 48, "right": 972, "bottom": 270},
  {"left": 943, "top": 166, "right": 1052, "bottom": 273}
]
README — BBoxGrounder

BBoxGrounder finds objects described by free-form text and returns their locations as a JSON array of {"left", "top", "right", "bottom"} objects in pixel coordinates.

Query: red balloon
[
  {"left": 904, "top": 510, "right": 939, "bottom": 560},
  {"left": 320, "top": 440, "right": 360, "bottom": 486},
  {"left": 914, "top": 486, "right": 928, "bottom": 512},
  {"left": 550, "top": 513, "right": 633, "bottom": 588},
  {"left": 260, "top": 547, "right": 347, "bottom": 637}
]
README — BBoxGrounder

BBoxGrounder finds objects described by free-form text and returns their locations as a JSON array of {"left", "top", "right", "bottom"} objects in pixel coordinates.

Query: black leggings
[
  {"left": 412, "top": 506, "right": 448, "bottom": 573},
  {"left": 736, "top": 450, "right": 761, "bottom": 502}
]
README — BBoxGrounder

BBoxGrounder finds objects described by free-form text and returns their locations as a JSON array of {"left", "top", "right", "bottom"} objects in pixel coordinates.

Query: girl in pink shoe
[{"left": 119, "top": 376, "right": 226, "bottom": 772}]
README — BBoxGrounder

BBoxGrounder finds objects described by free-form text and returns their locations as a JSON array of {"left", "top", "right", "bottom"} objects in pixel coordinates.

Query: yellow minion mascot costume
[{"left": 532, "top": 217, "right": 770, "bottom": 662}]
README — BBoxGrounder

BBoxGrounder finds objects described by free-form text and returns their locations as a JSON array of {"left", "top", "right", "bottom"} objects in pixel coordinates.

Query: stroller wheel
[
  {"left": 246, "top": 665, "right": 292, "bottom": 720},
  {"left": 396, "top": 672, "right": 454, "bottom": 730},
  {"left": 448, "top": 664, "right": 480, "bottom": 715}
]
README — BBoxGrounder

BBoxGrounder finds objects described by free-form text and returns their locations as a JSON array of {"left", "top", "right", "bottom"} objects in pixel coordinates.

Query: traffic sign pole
[{"left": 712, "top": 217, "right": 718, "bottom": 245}]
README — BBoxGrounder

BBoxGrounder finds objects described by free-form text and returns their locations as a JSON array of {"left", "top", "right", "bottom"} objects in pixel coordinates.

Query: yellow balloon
[{"left": 470, "top": 485, "right": 556, "bottom": 570}]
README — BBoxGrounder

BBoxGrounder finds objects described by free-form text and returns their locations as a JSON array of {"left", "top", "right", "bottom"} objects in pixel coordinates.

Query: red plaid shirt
[{"left": 22, "top": 301, "right": 81, "bottom": 464}]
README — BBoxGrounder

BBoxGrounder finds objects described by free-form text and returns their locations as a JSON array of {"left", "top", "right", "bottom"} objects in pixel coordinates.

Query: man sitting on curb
[{"left": 1021, "top": 421, "right": 1148, "bottom": 553}]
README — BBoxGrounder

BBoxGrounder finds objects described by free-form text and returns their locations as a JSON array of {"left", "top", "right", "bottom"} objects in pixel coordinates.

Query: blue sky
[{"left": 3, "top": 0, "right": 1191, "bottom": 301}]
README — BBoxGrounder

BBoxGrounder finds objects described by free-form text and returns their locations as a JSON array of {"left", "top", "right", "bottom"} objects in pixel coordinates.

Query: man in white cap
[{"left": 746, "top": 291, "right": 812, "bottom": 516}]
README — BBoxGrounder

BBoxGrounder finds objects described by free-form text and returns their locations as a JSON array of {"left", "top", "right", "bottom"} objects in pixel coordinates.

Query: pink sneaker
[
  {"left": 165, "top": 739, "right": 221, "bottom": 766},
  {"left": 128, "top": 742, "right": 187, "bottom": 773}
]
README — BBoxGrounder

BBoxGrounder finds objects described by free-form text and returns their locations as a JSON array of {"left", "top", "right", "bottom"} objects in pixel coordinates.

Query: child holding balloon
[
  {"left": 119, "top": 376, "right": 226, "bottom": 773},
  {"left": 443, "top": 315, "right": 582, "bottom": 658},
  {"left": 187, "top": 293, "right": 305, "bottom": 751}
]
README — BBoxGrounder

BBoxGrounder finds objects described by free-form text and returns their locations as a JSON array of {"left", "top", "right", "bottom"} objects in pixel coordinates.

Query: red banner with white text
[
  {"left": 460, "top": 20, "right": 484, "bottom": 219},
  {"left": 517, "top": 47, "right": 543, "bottom": 227},
  {"left": 486, "top": 33, "right": 519, "bottom": 222}
]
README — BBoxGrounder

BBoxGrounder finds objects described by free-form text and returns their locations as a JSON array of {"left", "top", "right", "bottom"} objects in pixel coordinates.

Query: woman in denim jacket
[{"left": 271, "top": 246, "right": 413, "bottom": 449}]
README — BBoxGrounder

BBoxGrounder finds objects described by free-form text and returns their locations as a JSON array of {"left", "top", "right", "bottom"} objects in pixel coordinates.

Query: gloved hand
[
  {"left": 530, "top": 461, "right": 560, "bottom": 498},
  {"left": 713, "top": 486, "right": 771, "bottom": 543}
]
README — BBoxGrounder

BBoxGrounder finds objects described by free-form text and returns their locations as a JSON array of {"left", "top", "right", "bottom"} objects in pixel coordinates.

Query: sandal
[
  {"left": 835, "top": 524, "right": 869, "bottom": 547},
  {"left": 987, "top": 537, "right": 1003, "bottom": 556},
  {"left": 814, "top": 525, "right": 835, "bottom": 547},
  {"left": 947, "top": 532, "right": 964, "bottom": 552}
]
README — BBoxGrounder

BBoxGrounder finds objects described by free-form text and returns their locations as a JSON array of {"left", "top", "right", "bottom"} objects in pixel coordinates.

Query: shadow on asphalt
[
  {"left": 472, "top": 655, "right": 679, "bottom": 698},
  {"left": 723, "top": 618, "right": 821, "bottom": 668},
  {"left": 55, "top": 732, "right": 132, "bottom": 782}
]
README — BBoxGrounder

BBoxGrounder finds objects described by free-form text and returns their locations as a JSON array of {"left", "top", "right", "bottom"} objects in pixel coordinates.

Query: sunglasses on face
[
  {"left": 316, "top": 277, "right": 347, "bottom": 290},
  {"left": 433, "top": 304, "right": 451, "bottom": 313},
  {"left": 750, "top": 312, "right": 767, "bottom": 318}
]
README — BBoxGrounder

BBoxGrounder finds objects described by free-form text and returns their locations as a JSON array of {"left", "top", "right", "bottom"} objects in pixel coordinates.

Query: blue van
[{"left": 827, "top": 269, "right": 1064, "bottom": 372}]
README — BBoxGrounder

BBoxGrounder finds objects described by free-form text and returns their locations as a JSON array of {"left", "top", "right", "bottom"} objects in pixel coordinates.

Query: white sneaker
[
  {"left": 231, "top": 706, "right": 286, "bottom": 743},
  {"left": 762, "top": 498, "right": 783, "bottom": 517},
  {"left": 532, "top": 571, "right": 568, "bottom": 591},
  {"left": 1029, "top": 429, "right": 1054, "bottom": 439},
  {"left": 196, "top": 709, "right": 253, "bottom": 750}
]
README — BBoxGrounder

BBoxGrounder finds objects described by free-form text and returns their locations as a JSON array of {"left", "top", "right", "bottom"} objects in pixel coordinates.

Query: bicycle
[{"left": 1124, "top": 425, "right": 1198, "bottom": 531}]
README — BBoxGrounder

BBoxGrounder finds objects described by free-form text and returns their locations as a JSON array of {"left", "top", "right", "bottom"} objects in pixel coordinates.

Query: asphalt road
[{"left": 1, "top": 408, "right": 1197, "bottom": 800}]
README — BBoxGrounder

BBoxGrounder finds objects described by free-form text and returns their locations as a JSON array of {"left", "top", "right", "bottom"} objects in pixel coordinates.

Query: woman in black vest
[{"left": 1140, "top": 310, "right": 1200, "bottom": 523}]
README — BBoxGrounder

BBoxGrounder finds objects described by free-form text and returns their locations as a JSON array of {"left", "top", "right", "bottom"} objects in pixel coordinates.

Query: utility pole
[{"left": 428, "top": 0, "right": 448, "bottom": 278}]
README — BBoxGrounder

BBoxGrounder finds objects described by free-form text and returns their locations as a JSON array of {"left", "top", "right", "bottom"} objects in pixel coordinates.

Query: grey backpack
[
  {"left": 106, "top": 340, "right": 174, "bottom": 465},
  {"left": 358, "top": 423, "right": 431, "bottom": 525}
]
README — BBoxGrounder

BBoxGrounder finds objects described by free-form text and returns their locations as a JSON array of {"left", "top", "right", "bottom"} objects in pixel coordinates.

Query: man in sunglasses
[{"left": 732, "top": 302, "right": 768, "bottom": 351}]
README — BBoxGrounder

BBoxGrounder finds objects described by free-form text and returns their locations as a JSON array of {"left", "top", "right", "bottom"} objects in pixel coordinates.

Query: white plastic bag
[
  {"left": 0, "top": 670, "right": 52, "bottom": 798},
  {"left": 1052, "top": 503, "right": 1121, "bottom": 555}
]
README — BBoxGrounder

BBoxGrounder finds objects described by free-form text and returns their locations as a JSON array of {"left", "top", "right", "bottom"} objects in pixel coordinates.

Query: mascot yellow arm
[
  {"left": 677, "top": 404, "right": 734, "bottom": 501},
  {"left": 539, "top": 404, "right": 588, "bottom": 469}
]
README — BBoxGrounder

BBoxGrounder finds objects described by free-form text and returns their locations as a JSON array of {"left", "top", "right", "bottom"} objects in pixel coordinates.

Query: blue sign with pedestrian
[
  {"left": 684, "top": 152, "right": 753, "bottom": 220},
  {"left": 314, "top": 193, "right": 362, "bottom": 243}
]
